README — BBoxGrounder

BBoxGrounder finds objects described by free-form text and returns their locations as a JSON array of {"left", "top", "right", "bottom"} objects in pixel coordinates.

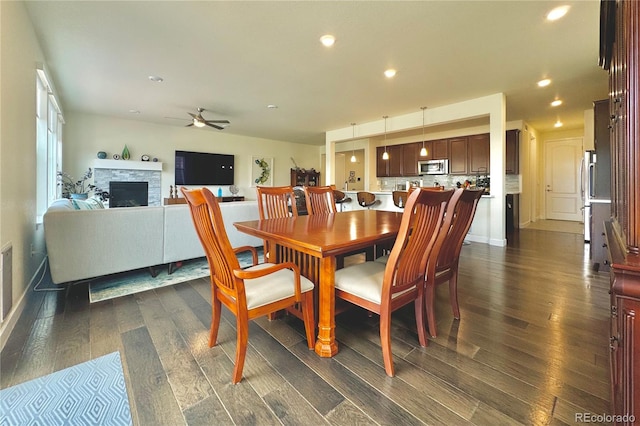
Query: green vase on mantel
[{"left": 122, "top": 145, "right": 130, "bottom": 160}]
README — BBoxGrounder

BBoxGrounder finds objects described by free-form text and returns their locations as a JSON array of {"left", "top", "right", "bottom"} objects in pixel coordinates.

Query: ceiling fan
[{"left": 181, "top": 108, "right": 230, "bottom": 130}]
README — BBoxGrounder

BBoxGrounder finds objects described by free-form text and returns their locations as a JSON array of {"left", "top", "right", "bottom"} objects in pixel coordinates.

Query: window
[{"left": 36, "top": 67, "right": 64, "bottom": 224}]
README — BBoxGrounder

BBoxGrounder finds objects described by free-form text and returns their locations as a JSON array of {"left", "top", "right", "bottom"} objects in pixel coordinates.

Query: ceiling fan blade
[
  {"left": 206, "top": 123, "right": 225, "bottom": 130},
  {"left": 187, "top": 112, "right": 198, "bottom": 119},
  {"left": 205, "top": 120, "right": 231, "bottom": 124},
  {"left": 185, "top": 123, "right": 194, "bottom": 127}
]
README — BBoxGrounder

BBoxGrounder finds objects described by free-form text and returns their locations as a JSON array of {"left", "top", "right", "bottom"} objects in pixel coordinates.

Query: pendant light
[
  {"left": 350, "top": 123, "right": 357, "bottom": 163},
  {"left": 382, "top": 116, "right": 389, "bottom": 160},
  {"left": 420, "top": 106, "right": 428, "bottom": 157}
]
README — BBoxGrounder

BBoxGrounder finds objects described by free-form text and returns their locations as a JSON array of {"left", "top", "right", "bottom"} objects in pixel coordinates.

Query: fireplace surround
[{"left": 92, "top": 159, "right": 162, "bottom": 206}]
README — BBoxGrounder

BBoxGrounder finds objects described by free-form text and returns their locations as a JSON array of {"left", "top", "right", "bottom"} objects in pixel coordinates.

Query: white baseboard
[{"left": 0, "top": 257, "right": 47, "bottom": 352}]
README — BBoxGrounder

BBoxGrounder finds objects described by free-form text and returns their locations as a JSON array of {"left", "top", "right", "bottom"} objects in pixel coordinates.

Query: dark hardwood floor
[{"left": 1, "top": 228, "right": 611, "bottom": 425}]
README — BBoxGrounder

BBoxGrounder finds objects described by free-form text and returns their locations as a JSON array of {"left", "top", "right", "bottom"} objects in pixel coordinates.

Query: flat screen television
[{"left": 175, "top": 150, "right": 234, "bottom": 185}]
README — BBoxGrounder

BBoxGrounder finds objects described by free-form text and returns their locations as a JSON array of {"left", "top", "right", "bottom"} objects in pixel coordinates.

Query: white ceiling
[{"left": 24, "top": 0, "right": 609, "bottom": 145}]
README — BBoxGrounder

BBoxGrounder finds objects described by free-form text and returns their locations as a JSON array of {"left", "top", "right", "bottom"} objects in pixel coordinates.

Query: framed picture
[{"left": 250, "top": 156, "right": 273, "bottom": 187}]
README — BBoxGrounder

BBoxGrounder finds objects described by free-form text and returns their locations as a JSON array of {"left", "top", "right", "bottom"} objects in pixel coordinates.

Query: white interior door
[{"left": 544, "top": 138, "right": 583, "bottom": 221}]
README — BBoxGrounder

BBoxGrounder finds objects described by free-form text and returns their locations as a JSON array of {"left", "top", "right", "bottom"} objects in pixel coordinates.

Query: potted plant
[{"left": 57, "top": 168, "right": 108, "bottom": 201}]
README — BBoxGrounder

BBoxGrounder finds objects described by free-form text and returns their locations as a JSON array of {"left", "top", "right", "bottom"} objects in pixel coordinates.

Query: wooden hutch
[{"left": 600, "top": 0, "right": 640, "bottom": 422}]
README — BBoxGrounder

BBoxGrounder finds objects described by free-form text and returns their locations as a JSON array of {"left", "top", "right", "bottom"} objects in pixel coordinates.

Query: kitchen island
[{"left": 341, "top": 189, "right": 511, "bottom": 246}]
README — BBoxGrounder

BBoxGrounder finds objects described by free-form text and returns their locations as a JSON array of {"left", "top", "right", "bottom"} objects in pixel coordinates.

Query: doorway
[{"left": 544, "top": 137, "right": 583, "bottom": 221}]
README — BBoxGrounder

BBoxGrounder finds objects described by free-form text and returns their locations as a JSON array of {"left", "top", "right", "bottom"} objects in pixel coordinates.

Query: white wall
[
  {"left": 64, "top": 113, "right": 321, "bottom": 200},
  {"left": 0, "top": 1, "right": 48, "bottom": 347}
]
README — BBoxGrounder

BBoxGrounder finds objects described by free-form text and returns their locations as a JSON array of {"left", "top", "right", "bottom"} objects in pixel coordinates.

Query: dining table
[{"left": 234, "top": 209, "right": 404, "bottom": 357}]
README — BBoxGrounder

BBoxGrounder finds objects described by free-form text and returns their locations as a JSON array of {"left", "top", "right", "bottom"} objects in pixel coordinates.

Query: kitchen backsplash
[{"left": 378, "top": 174, "right": 521, "bottom": 194}]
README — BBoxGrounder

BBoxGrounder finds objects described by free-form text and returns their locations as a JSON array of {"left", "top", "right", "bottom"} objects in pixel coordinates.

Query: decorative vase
[
  {"left": 70, "top": 193, "right": 89, "bottom": 200},
  {"left": 122, "top": 145, "right": 130, "bottom": 160},
  {"left": 97, "top": 151, "right": 107, "bottom": 159}
]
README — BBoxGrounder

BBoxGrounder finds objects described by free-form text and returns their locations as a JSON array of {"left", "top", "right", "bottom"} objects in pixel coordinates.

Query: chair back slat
[
  {"left": 181, "top": 187, "right": 243, "bottom": 298},
  {"left": 257, "top": 186, "right": 298, "bottom": 219},
  {"left": 435, "top": 188, "right": 484, "bottom": 270},
  {"left": 383, "top": 189, "right": 454, "bottom": 297},
  {"left": 304, "top": 186, "right": 337, "bottom": 215}
]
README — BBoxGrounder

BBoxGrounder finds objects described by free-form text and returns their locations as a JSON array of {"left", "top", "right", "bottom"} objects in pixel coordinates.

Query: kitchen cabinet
[
  {"left": 401, "top": 143, "right": 421, "bottom": 176},
  {"left": 448, "top": 137, "right": 468, "bottom": 175},
  {"left": 432, "top": 139, "right": 449, "bottom": 160},
  {"left": 506, "top": 130, "right": 519, "bottom": 174},
  {"left": 291, "top": 168, "right": 320, "bottom": 187},
  {"left": 375, "top": 145, "right": 409, "bottom": 177},
  {"left": 468, "top": 134, "right": 490, "bottom": 174}
]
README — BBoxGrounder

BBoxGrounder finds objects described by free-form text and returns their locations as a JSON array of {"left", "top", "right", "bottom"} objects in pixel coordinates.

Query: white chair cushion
[
  {"left": 243, "top": 263, "right": 314, "bottom": 310},
  {"left": 335, "top": 261, "right": 386, "bottom": 304},
  {"left": 335, "top": 261, "right": 417, "bottom": 304}
]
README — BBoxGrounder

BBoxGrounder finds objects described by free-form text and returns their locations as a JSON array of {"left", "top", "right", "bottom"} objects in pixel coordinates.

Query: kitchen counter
[{"left": 341, "top": 189, "right": 505, "bottom": 246}]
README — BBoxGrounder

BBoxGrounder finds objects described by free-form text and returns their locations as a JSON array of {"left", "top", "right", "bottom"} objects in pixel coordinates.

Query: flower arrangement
[{"left": 57, "top": 168, "right": 109, "bottom": 200}]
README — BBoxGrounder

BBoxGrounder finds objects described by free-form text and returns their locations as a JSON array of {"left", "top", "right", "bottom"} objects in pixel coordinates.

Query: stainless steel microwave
[{"left": 418, "top": 159, "right": 449, "bottom": 175}]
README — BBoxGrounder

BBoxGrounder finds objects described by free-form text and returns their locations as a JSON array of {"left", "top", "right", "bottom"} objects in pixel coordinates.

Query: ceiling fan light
[{"left": 193, "top": 119, "right": 205, "bottom": 128}]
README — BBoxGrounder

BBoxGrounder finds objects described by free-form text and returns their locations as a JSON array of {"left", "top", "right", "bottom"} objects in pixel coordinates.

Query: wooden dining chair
[
  {"left": 334, "top": 188, "right": 454, "bottom": 376},
  {"left": 424, "top": 188, "right": 484, "bottom": 337},
  {"left": 181, "top": 187, "right": 315, "bottom": 384},
  {"left": 256, "top": 185, "right": 297, "bottom": 262},
  {"left": 304, "top": 186, "right": 337, "bottom": 215}
]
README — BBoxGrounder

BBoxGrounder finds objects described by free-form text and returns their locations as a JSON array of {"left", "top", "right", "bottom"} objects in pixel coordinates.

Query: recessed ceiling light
[
  {"left": 384, "top": 69, "right": 397, "bottom": 78},
  {"left": 547, "top": 5, "right": 570, "bottom": 21},
  {"left": 128, "top": 109, "right": 140, "bottom": 114},
  {"left": 537, "top": 78, "right": 551, "bottom": 87},
  {"left": 148, "top": 75, "right": 164, "bottom": 83},
  {"left": 267, "top": 104, "right": 278, "bottom": 109},
  {"left": 554, "top": 120, "right": 563, "bottom": 128},
  {"left": 320, "top": 35, "right": 335, "bottom": 47},
  {"left": 551, "top": 99, "right": 563, "bottom": 107}
]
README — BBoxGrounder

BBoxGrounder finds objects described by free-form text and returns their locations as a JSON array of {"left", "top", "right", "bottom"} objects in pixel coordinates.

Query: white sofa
[{"left": 43, "top": 199, "right": 262, "bottom": 284}]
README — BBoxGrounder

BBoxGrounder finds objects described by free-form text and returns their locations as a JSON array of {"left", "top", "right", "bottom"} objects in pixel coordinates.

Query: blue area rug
[
  {"left": 0, "top": 352, "right": 132, "bottom": 425},
  {"left": 89, "top": 248, "right": 262, "bottom": 303}
]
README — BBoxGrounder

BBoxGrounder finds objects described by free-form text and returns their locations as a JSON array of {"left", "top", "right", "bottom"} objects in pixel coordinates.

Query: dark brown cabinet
[
  {"left": 468, "top": 134, "right": 490, "bottom": 174},
  {"left": 448, "top": 137, "right": 468, "bottom": 175},
  {"left": 432, "top": 139, "right": 449, "bottom": 160},
  {"left": 376, "top": 145, "right": 410, "bottom": 177},
  {"left": 601, "top": 1, "right": 640, "bottom": 421},
  {"left": 506, "top": 130, "right": 519, "bottom": 174},
  {"left": 401, "top": 143, "right": 421, "bottom": 176},
  {"left": 291, "top": 168, "right": 320, "bottom": 187}
]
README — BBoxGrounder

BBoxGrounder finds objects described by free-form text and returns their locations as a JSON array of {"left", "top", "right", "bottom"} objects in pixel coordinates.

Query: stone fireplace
[{"left": 92, "top": 159, "right": 162, "bottom": 206}]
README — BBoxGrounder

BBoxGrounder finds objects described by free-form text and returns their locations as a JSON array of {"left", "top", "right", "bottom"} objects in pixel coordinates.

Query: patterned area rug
[
  {"left": 89, "top": 248, "right": 262, "bottom": 303},
  {"left": 0, "top": 352, "right": 131, "bottom": 425}
]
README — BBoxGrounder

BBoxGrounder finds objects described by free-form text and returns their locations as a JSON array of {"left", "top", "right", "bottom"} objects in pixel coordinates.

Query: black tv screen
[{"left": 175, "top": 150, "right": 234, "bottom": 185}]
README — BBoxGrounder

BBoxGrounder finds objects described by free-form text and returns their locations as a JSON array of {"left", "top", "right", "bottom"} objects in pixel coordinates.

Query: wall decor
[
  {"left": 97, "top": 151, "right": 107, "bottom": 159},
  {"left": 112, "top": 154, "right": 121, "bottom": 160},
  {"left": 122, "top": 145, "right": 130, "bottom": 160},
  {"left": 250, "top": 156, "right": 273, "bottom": 187},
  {"left": 141, "top": 154, "right": 150, "bottom": 161}
]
